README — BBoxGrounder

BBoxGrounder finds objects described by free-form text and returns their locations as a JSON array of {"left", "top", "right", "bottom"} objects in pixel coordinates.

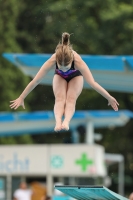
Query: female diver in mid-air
[{"left": 10, "top": 32, "right": 119, "bottom": 131}]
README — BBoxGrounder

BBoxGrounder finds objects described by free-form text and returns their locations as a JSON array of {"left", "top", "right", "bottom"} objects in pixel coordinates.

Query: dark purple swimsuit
[{"left": 55, "top": 61, "right": 82, "bottom": 82}]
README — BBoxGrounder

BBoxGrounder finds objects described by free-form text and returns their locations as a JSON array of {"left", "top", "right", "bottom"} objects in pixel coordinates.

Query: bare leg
[
  {"left": 61, "top": 76, "right": 83, "bottom": 130},
  {"left": 53, "top": 75, "right": 67, "bottom": 131}
]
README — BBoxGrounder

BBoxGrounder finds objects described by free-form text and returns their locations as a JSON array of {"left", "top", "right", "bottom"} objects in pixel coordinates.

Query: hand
[
  {"left": 10, "top": 97, "right": 25, "bottom": 110},
  {"left": 108, "top": 96, "right": 119, "bottom": 111}
]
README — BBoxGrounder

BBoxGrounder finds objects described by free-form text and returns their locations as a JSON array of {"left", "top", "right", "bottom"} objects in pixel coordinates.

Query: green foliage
[
  {"left": 0, "top": 134, "right": 34, "bottom": 144},
  {"left": 15, "top": 0, "right": 133, "bottom": 54},
  {"left": 0, "top": 0, "right": 22, "bottom": 52},
  {"left": 0, "top": 0, "right": 32, "bottom": 146}
]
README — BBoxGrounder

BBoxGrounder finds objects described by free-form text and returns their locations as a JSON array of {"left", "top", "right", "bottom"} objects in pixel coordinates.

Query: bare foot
[
  {"left": 54, "top": 122, "right": 62, "bottom": 132},
  {"left": 61, "top": 120, "right": 69, "bottom": 131}
]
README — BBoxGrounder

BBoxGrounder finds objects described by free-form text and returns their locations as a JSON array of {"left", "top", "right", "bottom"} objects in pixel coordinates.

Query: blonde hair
[{"left": 55, "top": 32, "right": 73, "bottom": 66}]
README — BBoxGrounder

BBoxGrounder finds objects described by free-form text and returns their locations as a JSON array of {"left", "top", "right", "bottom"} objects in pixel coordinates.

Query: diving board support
[
  {"left": 105, "top": 154, "right": 124, "bottom": 195},
  {"left": 118, "top": 157, "right": 124, "bottom": 195},
  {"left": 72, "top": 129, "right": 80, "bottom": 143},
  {"left": 6, "top": 175, "right": 12, "bottom": 200},
  {"left": 47, "top": 173, "right": 53, "bottom": 196},
  {"left": 86, "top": 120, "right": 94, "bottom": 144}
]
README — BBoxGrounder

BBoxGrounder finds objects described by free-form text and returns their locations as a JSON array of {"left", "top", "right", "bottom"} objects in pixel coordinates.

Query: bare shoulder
[
  {"left": 49, "top": 53, "right": 56, "bottom": 62},
  {"left": 45, "top": 53, "right": 56, "bottom": 68},
  {"left": 73, "top": 51, "right": 82, "bottom": 62},
  {"left": 72, "top": 51, "right": 84, "bottom": 70}
]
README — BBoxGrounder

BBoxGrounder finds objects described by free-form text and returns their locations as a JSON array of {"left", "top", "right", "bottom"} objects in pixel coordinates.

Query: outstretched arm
[
  {"left": 74, "top": 52, "right": 119, "bottom": 111},
  {"left": 10, "top": 54, "right": 56, "bottom": 110}
]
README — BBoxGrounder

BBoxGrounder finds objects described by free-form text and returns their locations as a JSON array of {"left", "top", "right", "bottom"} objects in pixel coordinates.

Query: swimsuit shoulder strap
[
  {"left": 71, "top": 51, "right": 75, "bottom": 70},
  {"left": 56, "top": 62, "right": 58, "bottom": 69},
  {"left": 71, "top": 60, "right": 75, "bottom": 69}
]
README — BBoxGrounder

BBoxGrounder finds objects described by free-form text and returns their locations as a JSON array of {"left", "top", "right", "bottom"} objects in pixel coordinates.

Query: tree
[{"left": 0, "top": 0, "right": 34, "bottom": 144}]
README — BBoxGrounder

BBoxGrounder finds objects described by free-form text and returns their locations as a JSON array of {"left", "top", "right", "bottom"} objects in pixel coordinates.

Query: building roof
[{"left": 3, "top": 53, "right": 133, "bottom": 93}]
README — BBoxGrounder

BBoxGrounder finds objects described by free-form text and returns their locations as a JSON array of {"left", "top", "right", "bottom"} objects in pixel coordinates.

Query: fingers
[
  {"left": 114, "top": 98, "right": 119, "bottom": 106},
  {"left": 10, "top": 102, "right": 16, "bottom": 106},
  {"left": 108, "top": 97, "right": 119, "bottom": 111},
  {"left": 113, "top": 106, "right": 118, "bottom": 111},
  {"left": 116, "top": 101, "right": 119, "bottom": 106},
  {"left": 9, "top": 99, "right": 25, "bottom": 110},
  {"left": 10, "top": 104, "right": 25, "bottom": 110},
  {"left": 10, "top": 103, "right": 18, "bottom": 109},
  {"left": 10, "top": 100, "right": 17, "bottom": 107},
  {"left": 10, "top": 100, "right": 16, "bottom": 103},
  {"left": 108, "top": 102, "right": 118, "bottom": 111},
  {"left": 10, "top": 102, "right": 17, "bottom": 109},
  {"left": 111, "top": 103, "right": 118, "bottom": 111},
  {"left": 114, "top": 100, "right": 119, "bottom": 110},
  {"left": 10, "top": 100, "right": 20, "bottom": 110},
  {"left": 14, "top": 105, "right": 20, "bottom": 110}
]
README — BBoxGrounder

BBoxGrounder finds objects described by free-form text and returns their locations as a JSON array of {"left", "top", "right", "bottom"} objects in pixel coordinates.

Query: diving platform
[
  {"left": 54, "top": 185, "right": 129, "bottom": 200},
  {"left": 3, "top": 53, "right": 133, "bottom": 93}
]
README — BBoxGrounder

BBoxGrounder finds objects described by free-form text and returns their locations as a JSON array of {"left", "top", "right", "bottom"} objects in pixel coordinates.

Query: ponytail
[
  {"left": 55, "top": 32, "right": 73, "bottom": 66},
  {"left": 62, "top": 32, "right": 70, "bottom": 45}
]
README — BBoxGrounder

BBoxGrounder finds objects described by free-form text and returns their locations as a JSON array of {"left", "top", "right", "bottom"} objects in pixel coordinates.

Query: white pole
[
  {"left": 47, "top": 145, "right": 53, "bottom": 196},
  {"left": 118, "top": 160, "right": 124, "bottom": 195},
  {"left": 69, "top": 177, "right": 76, "bottom": 185},
  {"left": 6, "top": 175, "right": 12, "bottom": 200},
  {"left": 47, "top": 174, "right": 53, "bottom": 196},
  {"left": 86, "top": 120, "right": 94, "bottom": 144},
  {"left": 72, "top": 129, "right": 79, "bottom": 143}
]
